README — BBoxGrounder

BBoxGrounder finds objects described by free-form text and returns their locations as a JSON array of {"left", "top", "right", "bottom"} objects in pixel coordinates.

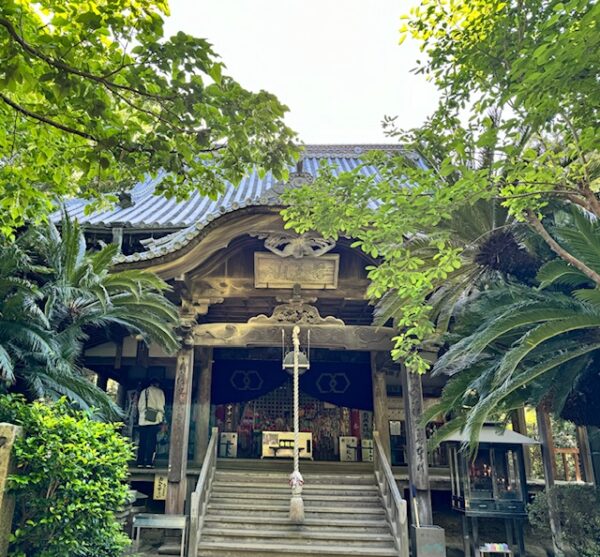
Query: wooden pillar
[
  {"left": 96, "top": 374, "right": 108, "bottom": 392},
  {"left": 401, "top": 364, "right": 433, "bottom": 527},
  {"left": 511, "top": 407, "right": 532, "bottom": 477},
  {"left": 166, "top": 341, "right": 194, "bottom": 515},
  {"left": 371, "top": 352, "right": 391, "bottom": 461},
  {"left": 576, "top": 425, "right": 595, "bottom": 484},
  {"left": 536, "top": 405, "right": 564, "bottom": 556},
  {"left": 194, "top": 347, "right": 213, "bottom": 464}
]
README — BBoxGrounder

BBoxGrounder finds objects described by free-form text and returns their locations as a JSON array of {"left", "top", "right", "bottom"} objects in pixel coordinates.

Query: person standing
[{"left": 137, "top": 379, "right": 166, "bottom": 468}]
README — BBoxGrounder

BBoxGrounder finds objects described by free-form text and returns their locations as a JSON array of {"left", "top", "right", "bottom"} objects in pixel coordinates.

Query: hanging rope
[{"left": 289, "top": 325, "right": 305, "bottom": 523}]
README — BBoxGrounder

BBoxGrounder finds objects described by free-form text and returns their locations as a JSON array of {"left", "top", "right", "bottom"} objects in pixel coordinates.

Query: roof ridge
[{"left": 301, "top": 144, "right": 404, "bottom": 157}]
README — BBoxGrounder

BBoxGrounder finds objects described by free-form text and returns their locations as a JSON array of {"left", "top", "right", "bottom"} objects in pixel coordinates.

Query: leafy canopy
[
  {"left": 283, "top": 0, "right": 600, "bottom": 372},
  {"left": 0, "top": 0, "right": 298, "bottom": 236}
]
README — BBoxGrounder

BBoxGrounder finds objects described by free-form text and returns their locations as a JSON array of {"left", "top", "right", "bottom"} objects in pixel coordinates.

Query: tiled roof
[{"left": 56, "top": 144, "right": 413, "bottom": 264}]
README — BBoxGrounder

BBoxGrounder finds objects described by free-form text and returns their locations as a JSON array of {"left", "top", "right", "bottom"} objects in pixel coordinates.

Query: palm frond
[
  {"left": 0, "top": 345, "right": 14, "bottom": 382},
  {"left": 463, "top": 341, "right": 600, "bottom": 449},
  {"left": 537, "top": 259, "right": 591, "bottom": 289},
  {"left": 552, "top": 208, "right": 600, "bottom": 273},
  {"left": 491, "top": 314, "right": 600, "bottom": 387}
]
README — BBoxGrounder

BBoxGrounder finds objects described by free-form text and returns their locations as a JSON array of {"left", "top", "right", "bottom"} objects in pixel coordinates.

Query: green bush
[
  {"left": 0, "top": 395, "right": 133, "bottom": 557},
  {"left": 528, "top": 484, "right": 600, "bottom": 557}
]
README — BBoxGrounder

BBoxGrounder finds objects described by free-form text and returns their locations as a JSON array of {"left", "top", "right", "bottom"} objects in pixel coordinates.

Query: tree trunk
[{"left": 536, "top": 405, "right": 564, "bottom": 557}]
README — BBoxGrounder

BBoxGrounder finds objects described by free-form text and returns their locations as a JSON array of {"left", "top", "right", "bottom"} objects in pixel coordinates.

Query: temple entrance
[{"left": 209, "top": 347, "right": 374, "bottom": 462}]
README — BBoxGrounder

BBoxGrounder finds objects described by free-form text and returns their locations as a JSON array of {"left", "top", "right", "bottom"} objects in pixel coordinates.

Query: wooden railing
[
  {"left": 187, "top": 427, "right": 218, "bottom": 556},
  {"left": 554, "top": 447, "right": 582, "bottom": 482},
  {"left": 373, "top": 431, "right": 410, "bottom": 557}
]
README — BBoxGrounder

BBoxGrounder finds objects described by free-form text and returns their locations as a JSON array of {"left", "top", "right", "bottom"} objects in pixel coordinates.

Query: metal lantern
[
  {"left": 282, "top": 329, "right": 310, "bottom": 375},
  {"left": 445, "top": 426, "right": 538, "bottom": 557}
]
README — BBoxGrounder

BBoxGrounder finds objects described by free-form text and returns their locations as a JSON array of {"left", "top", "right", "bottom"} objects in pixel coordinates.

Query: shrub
[
  {"left": 528, "top": 484, "right": 600, "bottom": 557},
  {"left": 0, "top": 395, "right": 133, "bottom": 557}
]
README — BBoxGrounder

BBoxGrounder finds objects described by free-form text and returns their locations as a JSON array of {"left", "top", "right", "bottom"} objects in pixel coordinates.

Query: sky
[{"left": 164, "top": 0, "right": 439, "bottom": 144}]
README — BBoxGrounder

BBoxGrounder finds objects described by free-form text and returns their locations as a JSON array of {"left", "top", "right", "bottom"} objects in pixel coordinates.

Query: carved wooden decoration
[
  {"left": 254, "top": 253, "right": 339, "bottom": 289},
  {"left": 249, "top": 302, "right": 345, "bottom": 326},
  {"left": 251, "top": 232, "right": 336, "bottom": 258}
]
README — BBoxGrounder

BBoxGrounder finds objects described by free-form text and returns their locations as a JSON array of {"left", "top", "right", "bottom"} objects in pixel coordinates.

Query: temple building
[{"left": 63, "top": 145, "right": 595, "bottom": 556}]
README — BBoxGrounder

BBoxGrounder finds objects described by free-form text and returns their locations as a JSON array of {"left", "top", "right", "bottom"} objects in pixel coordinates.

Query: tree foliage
[
  {"left": 0, "top": 0, "right": 298, "bottom": 236},
  {"left": 0, "top": 216, "right": 179, "bottom": 416},
  {"left": 0, "top": 395, "right": 133, "bottom": 557},
  {"left": 283, "top": 0, "right": 599, "bottom": 373},
  {"left": 529, "top": 484, "right": 600, "bottom": 557}
]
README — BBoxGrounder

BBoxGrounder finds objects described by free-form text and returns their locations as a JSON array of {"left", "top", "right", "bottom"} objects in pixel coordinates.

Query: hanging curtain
[
  {"left": 211, "top": 359, "right": 374, "bottom": 410},
  {"left": 299, "top": 362, "right": 373, "bottom": 411},
  {"left": 211, "top": 359, "right": 288, "bottom": 404}
]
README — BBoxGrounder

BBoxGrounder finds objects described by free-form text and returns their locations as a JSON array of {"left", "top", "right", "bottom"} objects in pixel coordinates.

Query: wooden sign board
[
  {"left": 254, "top": 253, "right": 339, "bottom": 289},
  {"left": 153, "top": 474, "right": 168, "bottom": 500}
]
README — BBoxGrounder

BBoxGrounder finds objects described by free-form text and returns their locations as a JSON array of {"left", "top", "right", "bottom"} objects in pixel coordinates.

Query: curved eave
[{"left": 113, "top": 205, "right": 284, "bottom": 278}]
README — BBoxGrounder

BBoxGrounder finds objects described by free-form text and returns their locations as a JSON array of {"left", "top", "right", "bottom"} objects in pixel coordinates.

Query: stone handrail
[
  {"left": 187, "top": 427, "right": 218, "bottom": 556},
  {"left": 373, "top": 431, "right": 409, "bottom": 557}
]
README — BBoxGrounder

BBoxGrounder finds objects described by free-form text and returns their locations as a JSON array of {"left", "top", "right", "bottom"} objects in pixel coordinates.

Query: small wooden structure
[
  {"left": 132, "top": 513, "right": 186, "bottom": 557},
  {"left": 446, "top": 426, "right": 538, "bottom": 557}
]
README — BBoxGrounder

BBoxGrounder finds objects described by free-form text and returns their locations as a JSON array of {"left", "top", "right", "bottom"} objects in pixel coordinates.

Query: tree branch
[
  {"left": 526, "top": 210, "right": 600, "bottom": 285},
  {"left": 0, "top": 92, "right": 209, "bottom": 156},
  {"left": 0, "top": 16, "right": 173, "bottom": 101},
  {"left": 0, "top": 91, "right": 98, "bottom": 142}
]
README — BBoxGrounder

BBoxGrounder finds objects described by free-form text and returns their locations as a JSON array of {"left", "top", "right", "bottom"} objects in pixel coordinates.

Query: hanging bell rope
[{"left": 289, "top": 325, "right": 305, "bottom": 523}]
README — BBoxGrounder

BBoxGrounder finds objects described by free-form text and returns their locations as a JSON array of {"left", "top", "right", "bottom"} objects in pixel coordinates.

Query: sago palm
[
  {"left": 427, "top": 208, "right": 600, "bottom": 446},
  {"left": 374, "top": 198, "right": 539, "bottom": 341},
  {"left": 0, "top": 216, "right": 180, "bottom": 416}
]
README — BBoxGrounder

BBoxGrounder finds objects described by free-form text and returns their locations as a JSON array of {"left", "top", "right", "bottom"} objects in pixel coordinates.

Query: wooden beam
[
  {"left": 511, "top": 407, "right": 532, "bottom": 477},
  {"left": 371, "top": 352, "right": 391, "bottom": 462},
  {"left": 193, "top": 322, "right": 395, "bottom": 351},
  {"left": 96, "top": 374, "right": 108, "bottom": 391},
  {"left": 576, "top": 425, "right": 595, "bottom": 484},
  {"left": 166, "top": 342, "right": 194, "bottom": 515},
  {"left": 193, "top": 347, "right": 213, "bottom": 464},
  {"left": 114, "top": 339, "right": 123, "bottom": 370},
  {"left": 401, "top": 364, "right": 433, "bottom": 527},
  {"left": 195, "top": 276, "right": 369, "bottom": 299}
]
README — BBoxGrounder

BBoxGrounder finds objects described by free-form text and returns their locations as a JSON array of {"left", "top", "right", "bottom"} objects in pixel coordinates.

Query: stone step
[
  {"left": 203, "top": 515, "right": 391, "bottom": 532},
  {"left": 201, "top": 528, "right": 395, "bottom": 547},
  {"left": 197, "top": 463, "right": 394, "bottom": 557},
  {"left": 213, "top": 478, "right": 379, "bottom": 494},
  {"left": 206, "top": 503, "right": 386, "bottom": 517},
  {"left": 213, "top": 472, "right": 376, "bottom": 485},
  {"left": 216, "top": 459, "right": 373, "bottom": 473},
  {"left": 196, "top": 541, "right": 399, "bottom": 557},
  {"left": 210, "top": 493, "right": 382, "bottom": 506}
]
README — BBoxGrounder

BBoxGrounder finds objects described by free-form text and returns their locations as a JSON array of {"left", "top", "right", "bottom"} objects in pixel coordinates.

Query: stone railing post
[{"left": 0, "top": 423, "right": 22, "bottom": 557}]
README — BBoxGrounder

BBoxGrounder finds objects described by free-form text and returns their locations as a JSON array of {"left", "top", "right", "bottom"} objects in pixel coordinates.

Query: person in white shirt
[{"left": 136, "top": 379, "right": 166, "bottom": 468}]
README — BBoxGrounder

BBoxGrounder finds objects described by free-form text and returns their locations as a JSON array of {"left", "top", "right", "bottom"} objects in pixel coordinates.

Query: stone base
[{"left": 412, "top": 524, "right": 447, "bottom": 557}]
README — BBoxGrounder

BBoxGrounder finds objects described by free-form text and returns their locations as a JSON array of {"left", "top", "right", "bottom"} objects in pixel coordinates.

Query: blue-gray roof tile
[{"left": 55, "top": 144, "right": 412, "bottom": 263}]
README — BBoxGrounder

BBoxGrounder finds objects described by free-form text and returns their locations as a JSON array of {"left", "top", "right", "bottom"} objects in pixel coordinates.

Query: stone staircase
[{"left": 196, "top": 461, "right": 399, "bottom": 556}]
